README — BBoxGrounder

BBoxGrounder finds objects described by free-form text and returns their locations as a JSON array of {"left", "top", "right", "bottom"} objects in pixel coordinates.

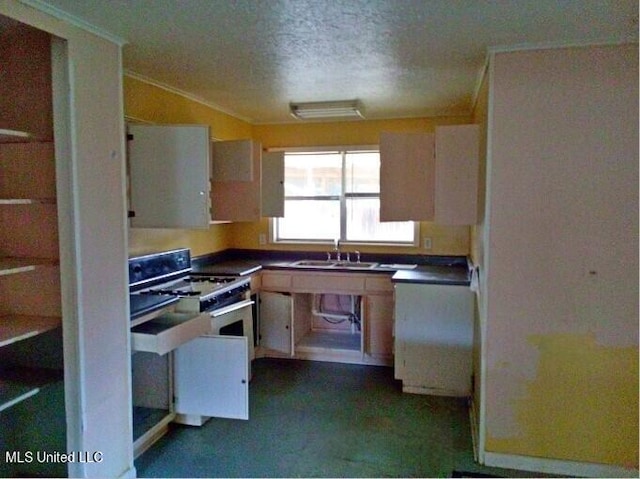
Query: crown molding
[
  {"left": 19, "top": 0, "right": 127, "bottom": 46},
  {"left": 487, "top": 37, "right": 638, "bottom": 55},
  {"left": 124, "top": 70, "right": 253, "bottom": 124}
]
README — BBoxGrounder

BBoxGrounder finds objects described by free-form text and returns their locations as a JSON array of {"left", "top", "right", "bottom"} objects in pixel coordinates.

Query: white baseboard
[
  {"left": 117, "top": 465, "right": 137, "bottom": 479},
  {"left": 483, "top": 451, "right": 638, "bottom": 478}
]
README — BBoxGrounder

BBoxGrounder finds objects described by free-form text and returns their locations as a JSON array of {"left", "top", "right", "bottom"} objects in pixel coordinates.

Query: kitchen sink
[
  {"left": 291, "top": 260, "right": 338, "bottom": 267},
  {"left": 334, "top": 261, "right": 379, "bottom": 270},
  {"left": 289, "top": 259, "right": 378, "bottom": 270}
]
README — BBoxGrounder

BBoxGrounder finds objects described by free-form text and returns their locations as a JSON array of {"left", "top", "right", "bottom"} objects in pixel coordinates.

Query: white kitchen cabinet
[
  {"left": 380, "top": 132, "right": 435, "bottom": 221},
  {"left": 261, "top": 151, "right": 285, "bottom": 217},
  {"left": 211, "top": 139, "right": 254, "bottom": 181},
  {"left": 211, "top": 141, "right": 284, "bottom": 221},
  {"left": 174, "top": 335, "right": 249, "bottom": 423},
  {"left": 128, "top": 124, "right": 212, "bottom": 229},
  {"left": 259, "top": 291, "right": 293, "bottom": 356},
  {"left": 434, "top": 125, "right": 479, "bottom": 225},
  {"left": 379, "top": 125, "right": 479, "bottom": 224},
  {"left": 394, "top": 282, "right": 473, "bottom": 396}
]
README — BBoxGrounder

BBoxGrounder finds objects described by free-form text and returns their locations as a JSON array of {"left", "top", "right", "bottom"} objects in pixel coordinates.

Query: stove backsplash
[{"left": 128, "top": 248, "right": 191, "bottom": 289}]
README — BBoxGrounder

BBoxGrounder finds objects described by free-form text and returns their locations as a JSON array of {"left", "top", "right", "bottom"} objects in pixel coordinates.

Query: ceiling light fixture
[{"left": 289, "top": 100, "right": 364, "bottom": 120}]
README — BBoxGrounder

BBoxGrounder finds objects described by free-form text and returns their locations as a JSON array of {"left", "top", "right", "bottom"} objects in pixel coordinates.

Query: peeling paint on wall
[{"left": 487, "top": 334, "right": 638, "bottom": 468}]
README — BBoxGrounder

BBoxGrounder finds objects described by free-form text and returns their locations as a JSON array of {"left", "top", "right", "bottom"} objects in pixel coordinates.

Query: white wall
[
  {"left": 0, "top": 2, "right": 132, "bottom": 477},
  {"left": 480, "top": 44, "right": 638, "bottom": 475}
]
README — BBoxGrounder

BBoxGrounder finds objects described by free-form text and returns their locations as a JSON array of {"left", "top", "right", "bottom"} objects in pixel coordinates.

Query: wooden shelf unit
[{"left": 0, "top": 19, "right": 63, "bottom": 425}]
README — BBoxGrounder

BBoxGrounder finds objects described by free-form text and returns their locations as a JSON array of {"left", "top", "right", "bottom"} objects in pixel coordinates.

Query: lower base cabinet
[
  {"left": 259, "top": 291, "right": 387, "bottom": 365},
  {"left": 394, "top": 283, "right": 473, "bottom": 397}
]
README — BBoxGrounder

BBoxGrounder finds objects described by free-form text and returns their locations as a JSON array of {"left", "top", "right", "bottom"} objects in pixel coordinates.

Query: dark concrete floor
[{"left": 134, "top": 358, "right": 543, "bottom": 478}]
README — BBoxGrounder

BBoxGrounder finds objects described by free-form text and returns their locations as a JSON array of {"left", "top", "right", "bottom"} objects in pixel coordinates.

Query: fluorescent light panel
[{"left": 290, "top": 100, "right": 364, "bottom": 120}]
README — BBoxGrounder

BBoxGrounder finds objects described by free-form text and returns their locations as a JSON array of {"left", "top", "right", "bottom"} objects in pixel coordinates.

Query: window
[{"left": 273, "top": 148, "right": 415, "bottom": 245}]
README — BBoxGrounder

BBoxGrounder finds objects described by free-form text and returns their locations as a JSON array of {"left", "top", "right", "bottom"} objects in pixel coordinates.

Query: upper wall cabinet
[
  {"left": 379, "top": 125, "right": 479, "bottom": 225},
  {"left": 211, "top": 139, "right": 254, "bottom": 181},
  {"left": 261, "top": 151, "right": 284, "bottom": 218},
  {"left": 128, "top": 124, "right": 211, "bottom": 229},
  {"left": 380, "top": 132, "right": 435, "bottom": 221},
  {"left": 210, "top": 140, "right": 284, "bottom": 222}
]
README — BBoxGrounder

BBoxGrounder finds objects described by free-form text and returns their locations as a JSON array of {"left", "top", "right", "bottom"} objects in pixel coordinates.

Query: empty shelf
[{"left": 0, "top": 315, "right": 61, "bottom": 348}]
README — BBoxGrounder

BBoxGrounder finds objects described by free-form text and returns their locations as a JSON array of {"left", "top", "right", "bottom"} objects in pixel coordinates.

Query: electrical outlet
[
  {"left": 259, "top": 233, "right": 267, "bottom": 245},
  {"left": 423, "top": 237, "right": 432, "bottom": 250}
]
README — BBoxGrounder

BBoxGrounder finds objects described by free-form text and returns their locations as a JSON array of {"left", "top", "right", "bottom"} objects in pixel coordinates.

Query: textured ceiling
[{"left": 31, "top": 0, "right": 638, "bottom": 123}]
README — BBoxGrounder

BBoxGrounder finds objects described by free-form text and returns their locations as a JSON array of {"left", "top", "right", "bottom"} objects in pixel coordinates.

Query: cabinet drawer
[
  {"left": 261, "top": 272, "right": 291, "bottom": 290},
  {"left": 293, "top": 273, "right": 365, "bottom": 293},
  {"left": 131, "top": 312, "right": 210, "bottom": 355}
]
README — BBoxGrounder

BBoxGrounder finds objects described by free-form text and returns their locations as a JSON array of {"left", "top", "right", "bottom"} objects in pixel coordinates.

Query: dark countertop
[
  {"left": 193, "top": 260, "right": 262, "bottom": 276},
  {"left": 129, "top": 294, "right": 179, "bottom": 320},
  {"left": 192, "top": 249, "right": 471, "bottom": 286},
  {"left": 391, "top": 265, "right": 470, "bottom": 286}
]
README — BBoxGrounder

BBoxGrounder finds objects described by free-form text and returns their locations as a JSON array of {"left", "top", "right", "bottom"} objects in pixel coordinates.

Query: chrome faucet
[{"left": 333, "top": 238, "right": 341, "bottom": 261}]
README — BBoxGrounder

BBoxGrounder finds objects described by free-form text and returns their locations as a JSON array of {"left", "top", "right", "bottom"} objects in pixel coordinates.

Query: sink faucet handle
[
  {"left": 346, "top": 251, "right": 350, "bottom": 262},
  {"left": 354, "top": 250, "right": 361, "bottom": 263},
  {"left": 326, "top": 251, "right": 331, "bottom": 261}
]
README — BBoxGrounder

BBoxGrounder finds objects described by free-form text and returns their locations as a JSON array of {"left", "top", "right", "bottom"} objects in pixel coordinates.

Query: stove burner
[
  {"left": 176, "top": 290, "right": 201, "bottom": 296},
  {"left": 187, "top": 276, "right": 235, "bottom": 284}
]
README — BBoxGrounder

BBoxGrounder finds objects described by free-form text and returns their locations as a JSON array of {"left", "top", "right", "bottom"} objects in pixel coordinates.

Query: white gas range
[
  {"left": 129, "top": 248, "right": 252, "bottom": 315},
  {"left": 129, "top": 248, "right": 253, "bottom": 457}
]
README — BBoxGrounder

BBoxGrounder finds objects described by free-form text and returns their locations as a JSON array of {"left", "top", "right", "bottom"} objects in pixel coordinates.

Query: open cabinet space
[
  {"left": 293, "top": 293, "right": 362, "bottom": 356},
  {"left": 0, "top": 15, "right": 66, "bottom": 478}
]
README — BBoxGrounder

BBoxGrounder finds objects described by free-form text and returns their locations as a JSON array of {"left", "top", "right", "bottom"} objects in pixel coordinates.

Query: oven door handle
[{"left": 209, "top": 299, "right": 254, "bottom": 317}]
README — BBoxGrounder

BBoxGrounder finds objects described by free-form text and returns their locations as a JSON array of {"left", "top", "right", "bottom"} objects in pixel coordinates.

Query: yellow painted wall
[
  {"left": 124, "top": 75, "right": 251, "bottom": 256},
  {"left": 234, "top": 117, "right": 474, "bottom": 256},
  {"left": 486, "top": 334, "right": 638, "bottom": 467}
]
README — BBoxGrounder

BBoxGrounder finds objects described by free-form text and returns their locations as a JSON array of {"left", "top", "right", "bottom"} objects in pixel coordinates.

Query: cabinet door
[
  {"left": 211, "top": 139, "right": 254, "bottom": 181},
  {"left": 364, "top": 294, "right": 394, "bottom": 359},
  {"left": 380, "top": 132, "right": 435, "bottom": 221},
  {"left": 261, "top": 151, "right": 284, "bottom": 217},
  {"left": 394, "top": 283, "right": 473, "bottom": 396},
  {"left": 210, "top": 139, "right": 261, "bottom": 222},
  {"left": 174, "top": 335, "right": 249, "bottom": 420},
  {"left": 434, "top": 125, "right": 479, "bottom": 225},
  {"left": 128, "top": 124, "right": 211, "bottom": 228},
  {"left": 259, "top": 291, "right": 292, "bottom": 355}
]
